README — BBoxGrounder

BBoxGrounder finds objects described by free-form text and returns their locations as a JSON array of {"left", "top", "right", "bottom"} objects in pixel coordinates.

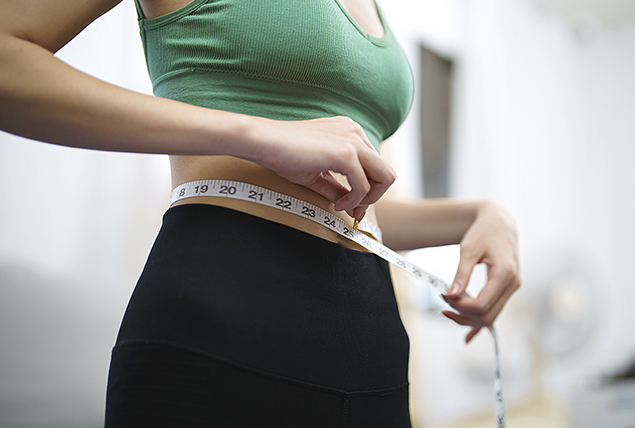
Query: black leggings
[{"left": 105, "top": 204, "right": 412, "bottom": 427}]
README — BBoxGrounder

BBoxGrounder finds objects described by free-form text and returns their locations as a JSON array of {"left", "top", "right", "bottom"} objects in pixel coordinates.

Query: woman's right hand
[
  {"left": 246, "top": 116, "right": 396, "bottom": 222},
  {"left": 1, "top": 0, "right": 395, "bottom": 217}
]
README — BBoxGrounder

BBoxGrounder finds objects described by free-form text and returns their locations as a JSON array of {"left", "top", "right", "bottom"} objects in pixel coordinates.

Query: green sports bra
[{"left": 134, "top": 0, "right": 414, "bottom": 150}]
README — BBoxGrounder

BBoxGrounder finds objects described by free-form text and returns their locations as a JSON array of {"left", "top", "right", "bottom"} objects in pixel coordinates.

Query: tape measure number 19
[{"left": 170, "top": 179, "right": 507, "bottom": 428}]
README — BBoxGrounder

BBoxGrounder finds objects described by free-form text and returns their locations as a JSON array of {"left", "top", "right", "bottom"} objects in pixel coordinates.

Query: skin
[{"left": 0, "top": 0, "right": 520, "bottom": 341}]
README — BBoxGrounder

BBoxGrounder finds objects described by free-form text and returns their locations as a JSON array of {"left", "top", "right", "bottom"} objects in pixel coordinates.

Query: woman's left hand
[{"left": 441, "top": 201, "right": 520, "bottom": 343}]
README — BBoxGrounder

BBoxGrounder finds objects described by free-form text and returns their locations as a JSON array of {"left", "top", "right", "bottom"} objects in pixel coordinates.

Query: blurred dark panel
[{"left": 419, "top": 46, "right": 453, "bottom": 198}]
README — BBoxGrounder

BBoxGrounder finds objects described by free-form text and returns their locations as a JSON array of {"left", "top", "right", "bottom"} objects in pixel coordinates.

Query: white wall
[
  {"left": 454, "top": 0, "right": 635, "bottom": 386},
  {"left": 382, "top": 0, "right": 635, "bottom": 426},
  {"left": 0, "top": 2, "right": 169, "bottom": 427}
]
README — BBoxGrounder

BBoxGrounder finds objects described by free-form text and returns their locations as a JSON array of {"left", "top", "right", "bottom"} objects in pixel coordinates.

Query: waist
[{"left": 169, "top": 155, "right": 378, "bottom": 252}]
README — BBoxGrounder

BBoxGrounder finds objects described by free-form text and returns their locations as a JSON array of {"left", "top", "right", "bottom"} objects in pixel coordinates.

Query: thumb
[{"left": 447, "top": 251, "right": 478, "bottom": 297}]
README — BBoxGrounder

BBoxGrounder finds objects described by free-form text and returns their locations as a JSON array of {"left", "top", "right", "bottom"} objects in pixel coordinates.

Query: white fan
[{"left": 521, "top": 252, "right": 600, "bottom": 359}]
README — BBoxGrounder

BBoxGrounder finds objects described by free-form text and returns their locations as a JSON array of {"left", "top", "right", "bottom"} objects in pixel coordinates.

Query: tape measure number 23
[{"left": 170, "top": 179, "right": 507, "bottom": 428}]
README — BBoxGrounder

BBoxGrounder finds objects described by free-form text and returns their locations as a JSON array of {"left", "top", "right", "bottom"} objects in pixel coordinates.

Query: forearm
[
  {"left": 0, "top": 5, "right": 397, "bottom": 217},
  {"left": 376, "top": 196, "right": 519, "bottom": 341},
  {"left": 374, "top": 196, "right": 489, "bottom": 251},
  {"left": 0, "top": 34, "right": 262, "bottom": 158}
]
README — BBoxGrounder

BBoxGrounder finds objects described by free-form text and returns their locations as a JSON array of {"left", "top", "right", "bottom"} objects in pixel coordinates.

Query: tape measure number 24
[{"left": 170, "top": 179, "right": 507, "bottom": 428}]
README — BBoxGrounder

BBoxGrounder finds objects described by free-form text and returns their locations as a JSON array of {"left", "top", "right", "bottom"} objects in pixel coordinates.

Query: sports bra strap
[{"left": 133, "top": 0, "right": 145, "bottom": 20}]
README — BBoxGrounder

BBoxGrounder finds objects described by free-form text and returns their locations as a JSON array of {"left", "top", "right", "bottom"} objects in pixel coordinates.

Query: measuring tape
[{"left": 170, "top": 179, "right": 507, "bottom": 428}]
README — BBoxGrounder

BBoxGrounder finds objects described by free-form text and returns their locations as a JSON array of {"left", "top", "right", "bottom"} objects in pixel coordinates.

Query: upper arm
[{"left": 0, "top": 0, "right": 123, "bottom": 52}]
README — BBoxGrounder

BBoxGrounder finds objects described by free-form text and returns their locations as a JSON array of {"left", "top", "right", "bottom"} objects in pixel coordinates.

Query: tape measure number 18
[{"left": 170, "top": 179, "right": 507, "bottom": 428}]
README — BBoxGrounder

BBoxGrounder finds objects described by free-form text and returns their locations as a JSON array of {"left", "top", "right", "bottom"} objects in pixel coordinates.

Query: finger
[
  {"left": 303, "top": 170, "right": 349, "bottom": 202},
  {"left": 333, "top": 156, "right": 371, "bottom": 213},
  {"left": 445, "top": 263, "right": 518, "bottom": 317},
  {"left": 442, "top": 311, "right": 483, "bottom": 344},
  {"left": 332, "top": 146, "right": 397, "bottom": 211},
  {"left": 443, "top": 275, "right": 518, "bottom": 327},
  {"left": 353, "top": 206, "right": 367, "bottom": 223},
  {"left": 307, "top": 172, "right": 359, "bottom": 218},
  {"left": 332, "top": 141, "right": 395, "bottom": 212},
  {"left": 446, "top": 248, "right": 480, "bottom": 298},
  {"left": 441, "top": 310, "right": 474, "bottom": 326},
  {"left": 358, "top": 177, "right": 392, "bottom": 207},
  {"left": 356, "top": 151, "right": 396, "bottom": 206},
  {"left": 465, "top": 327, "right": 482, "bottom": 344},
  {"left": 478, "top": 278, "right": 518, "bottom": 323},
  {"left": 333, "top": 145, "right": 395, "bottom": 214}
]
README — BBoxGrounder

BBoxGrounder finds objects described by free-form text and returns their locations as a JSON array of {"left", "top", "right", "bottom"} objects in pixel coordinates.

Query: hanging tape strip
[{"left": 170, "top": 179, "right": 507, "bottom": 428}]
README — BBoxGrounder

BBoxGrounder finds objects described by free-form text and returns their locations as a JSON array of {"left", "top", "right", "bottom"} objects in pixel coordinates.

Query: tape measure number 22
[{"left": 170, "top": 179, "right": 507, "bottom": 428}]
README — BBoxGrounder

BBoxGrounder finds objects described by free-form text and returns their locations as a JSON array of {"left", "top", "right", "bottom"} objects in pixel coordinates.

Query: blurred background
[{"left": 1, "top": 0, "right": 634, "bottom": 427}]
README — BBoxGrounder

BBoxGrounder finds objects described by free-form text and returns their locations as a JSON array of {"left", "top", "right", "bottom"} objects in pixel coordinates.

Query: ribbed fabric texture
[{"left": 134, "top": 0, "right": 414, "bottom": 149}]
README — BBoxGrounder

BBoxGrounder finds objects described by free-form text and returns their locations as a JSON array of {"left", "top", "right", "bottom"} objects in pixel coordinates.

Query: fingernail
[
  {"left": 355, "top": 211, "right": 366, "bottom": 223},
  {"left": 448, "top": 283, "right": 460, "bottom": 296}
]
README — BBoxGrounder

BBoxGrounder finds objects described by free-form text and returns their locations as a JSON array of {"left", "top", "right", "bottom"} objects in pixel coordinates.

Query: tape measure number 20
[{"left": 170, "top": 179, "right": 507, "bottom": 428}]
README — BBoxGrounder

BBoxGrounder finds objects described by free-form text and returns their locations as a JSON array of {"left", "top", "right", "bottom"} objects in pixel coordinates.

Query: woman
[{"left": 0, "top": 0, "right": 520, "bottom": 426}]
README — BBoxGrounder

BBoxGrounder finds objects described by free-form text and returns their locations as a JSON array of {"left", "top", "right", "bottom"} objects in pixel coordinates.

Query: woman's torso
[{"left": 137, "top": 0, "right": 413, "bottom": 250}]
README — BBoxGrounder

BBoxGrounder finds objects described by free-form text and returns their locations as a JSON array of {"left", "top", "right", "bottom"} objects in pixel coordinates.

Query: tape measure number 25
[{"left": 170, "top": 179, "right": 507, "bottom": 428}]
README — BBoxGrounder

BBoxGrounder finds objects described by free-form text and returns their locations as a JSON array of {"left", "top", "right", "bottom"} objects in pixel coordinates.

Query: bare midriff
[{"left": 170, "top": 155, "right": 377, "bottom": 252}]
